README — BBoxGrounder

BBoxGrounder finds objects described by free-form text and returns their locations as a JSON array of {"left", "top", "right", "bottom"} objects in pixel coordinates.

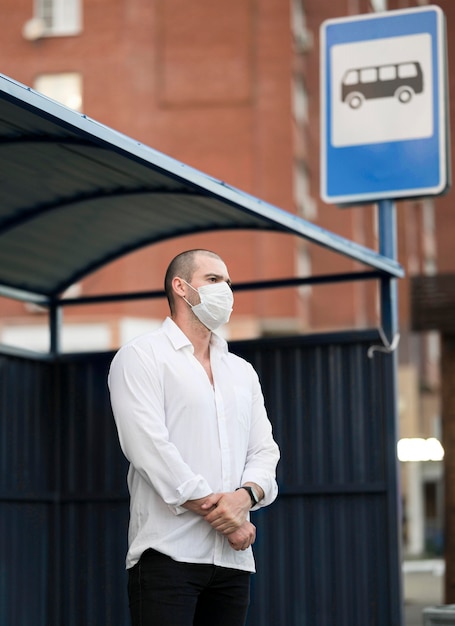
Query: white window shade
[
  {"left": 34, "top": 73, "right": 83, "bottom": 111},
  {"left": 36, "top": 0, "right": 82, "bottom": 36}
]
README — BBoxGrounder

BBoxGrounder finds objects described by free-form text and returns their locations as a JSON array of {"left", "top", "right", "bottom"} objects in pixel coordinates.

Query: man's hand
[
  {"left": 227, "top": 521, "right": 256, "bottom": 551},
  {"left": 183, "top": 492, "right": 257, "bottom": 550},
  {"left": 182, "top": 495, "right": 216, "bottom": 516},
  {"left": 200, "top": 490, "right": 252, "bottom": 535}
]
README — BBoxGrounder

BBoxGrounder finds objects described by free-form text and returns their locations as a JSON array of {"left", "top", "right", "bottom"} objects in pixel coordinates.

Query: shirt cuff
[
  {"left": 167, "top": 474, "right": 213, "bottom": 516},
  {"left": 240, "top": 471, "right": 278, "bottom": 509}
]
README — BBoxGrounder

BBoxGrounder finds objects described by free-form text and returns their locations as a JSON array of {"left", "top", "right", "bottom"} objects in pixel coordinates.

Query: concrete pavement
[{"left": 403, "top": 559, "right": 444, "bottom": 626}]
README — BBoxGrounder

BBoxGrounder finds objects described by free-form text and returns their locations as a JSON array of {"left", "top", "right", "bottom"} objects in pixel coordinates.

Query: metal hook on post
[{"left": 368, "top": 326, "right": 401, "bottom": 358}]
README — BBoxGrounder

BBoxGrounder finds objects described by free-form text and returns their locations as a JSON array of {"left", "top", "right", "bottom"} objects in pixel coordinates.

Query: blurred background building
[{"left": 0, "top": 0, "right": 453, "bottom": 559}]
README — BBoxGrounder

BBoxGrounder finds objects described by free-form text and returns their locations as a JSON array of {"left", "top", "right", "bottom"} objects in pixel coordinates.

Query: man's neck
[{"left": 171, "top": 314, "right": 211, "bottom": 359}]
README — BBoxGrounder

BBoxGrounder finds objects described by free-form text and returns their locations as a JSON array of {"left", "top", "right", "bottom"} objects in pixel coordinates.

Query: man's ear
[{"left": 172, "top": 276, "right": 186, "bottom": 297}]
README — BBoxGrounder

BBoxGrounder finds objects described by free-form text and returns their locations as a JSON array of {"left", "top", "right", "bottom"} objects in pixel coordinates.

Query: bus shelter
[{"left": 0, "top": 73, "right": 404, "bottom": 626}]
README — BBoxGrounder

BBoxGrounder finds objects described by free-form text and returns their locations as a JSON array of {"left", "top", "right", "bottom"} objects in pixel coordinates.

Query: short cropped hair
[{"left": 164, "top": 249, "right": 221, "bottom": 314}]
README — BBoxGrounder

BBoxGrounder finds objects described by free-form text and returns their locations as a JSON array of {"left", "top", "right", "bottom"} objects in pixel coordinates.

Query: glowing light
[{"left": 397, "top": 437, "right": 444, "bottom": 462}]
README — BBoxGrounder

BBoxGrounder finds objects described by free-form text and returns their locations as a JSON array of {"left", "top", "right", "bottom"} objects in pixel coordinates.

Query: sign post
[{"left": 320, "top": 7, "right": 449, "bottom": 626}]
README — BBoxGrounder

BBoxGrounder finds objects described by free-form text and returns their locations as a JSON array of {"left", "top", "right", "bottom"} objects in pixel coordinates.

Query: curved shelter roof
[{"left": 0, "top": 73, "right": 403, "bottom": 305}]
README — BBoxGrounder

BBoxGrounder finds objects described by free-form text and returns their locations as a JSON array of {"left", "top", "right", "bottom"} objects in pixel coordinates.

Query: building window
[
  {"left": 35, "top": 0, "right": 82, "bottom": 36},
  {"left": 293, "top": 161, "right": 317, "bottom": 221},
  {"left": 291, "top": 0, "right": 313, "bottom": 54},
  {"left": 34, "top": 73, "right": 83, "bottom": 111},
  {"left": 370, "top": 0, "right": 387, "bottom": 11},
  {"left": 293, "top": 76, "right": 308, "bottom": 125}
]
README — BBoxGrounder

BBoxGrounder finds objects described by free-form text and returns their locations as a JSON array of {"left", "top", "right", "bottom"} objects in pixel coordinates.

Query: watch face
[
  {"left": 250, "top": 487, "right": 259, "bottom": 504},
  {"left": 244, "top": 486, "right": 258, "bottom": 505}
]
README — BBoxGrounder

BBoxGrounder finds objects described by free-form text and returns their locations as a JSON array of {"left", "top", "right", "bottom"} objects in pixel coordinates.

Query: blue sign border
[{"left": 320, "top": 6, "right": 448, "bottom": 205}]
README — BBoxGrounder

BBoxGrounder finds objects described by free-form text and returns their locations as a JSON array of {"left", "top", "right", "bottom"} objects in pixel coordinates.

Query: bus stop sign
[{"left": 320, "top": 6, "right": 449, "bottom": 205}]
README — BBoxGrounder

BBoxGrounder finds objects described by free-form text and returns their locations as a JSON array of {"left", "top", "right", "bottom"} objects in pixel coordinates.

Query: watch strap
[{"left": 236, "top": 485, "right": 258, "bottom": 507}]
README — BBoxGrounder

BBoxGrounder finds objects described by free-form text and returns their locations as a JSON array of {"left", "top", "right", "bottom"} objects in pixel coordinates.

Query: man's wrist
[{"left": 236, "top": 485, "right": 260, "bottom": 507}]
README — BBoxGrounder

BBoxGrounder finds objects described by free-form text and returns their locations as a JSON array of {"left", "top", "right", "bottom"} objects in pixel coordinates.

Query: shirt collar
[{"left": 163, "top": 317, "right": 228, "bottom": 355}]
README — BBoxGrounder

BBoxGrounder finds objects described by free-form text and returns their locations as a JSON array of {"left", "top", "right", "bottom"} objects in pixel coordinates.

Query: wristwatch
[{"left": 236, "top": 485, "right": 259, "bottom": 507}]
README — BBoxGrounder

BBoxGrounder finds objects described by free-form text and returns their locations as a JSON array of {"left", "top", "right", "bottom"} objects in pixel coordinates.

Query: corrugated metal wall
[
  {"left": 0, "top": 353, "right": 54, "bottom": 626},
  {"left": 235, "top": 331, "right": 402, "bottom": 626},
  {"left": 0, "top": 329, "right": 402, "bottom": 625}
]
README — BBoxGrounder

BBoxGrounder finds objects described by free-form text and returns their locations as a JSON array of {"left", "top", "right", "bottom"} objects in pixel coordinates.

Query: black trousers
[{"left": 128, "top": 548, "right": 251, "bottom": 626}]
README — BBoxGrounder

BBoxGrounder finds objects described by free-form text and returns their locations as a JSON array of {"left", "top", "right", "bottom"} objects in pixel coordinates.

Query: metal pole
[
  {"left": 378, "top": 198, "right": 404, "bottom": 626},
  {"left": 49, "top": 302, "right": 62, "bottom": 354},
  {"left": 378, "top": 198, "right": 398, "bottom": 342}
]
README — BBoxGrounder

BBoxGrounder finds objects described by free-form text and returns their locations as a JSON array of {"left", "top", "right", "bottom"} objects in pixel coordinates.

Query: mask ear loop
[{"left": 178, "top": 278, "right": 199, "bottom": 308}]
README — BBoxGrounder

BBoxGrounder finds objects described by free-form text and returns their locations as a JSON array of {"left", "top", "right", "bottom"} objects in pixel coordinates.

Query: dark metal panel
[
  {"left": 0, "top": 503, "right": 52, "bottom": 625},
  {"left": 0, "top": 329, "right": 402, "bottom": 625},
  {"left": 58, "top": 503, "right": 129, "bottom": 626},
  {"left": 0, "top": 353, "right": 54, "bottom": 496},
  {"left": 251, "top": 494, "right": 390, "bottom": 625},
  {"left": 0, "top": 350, "right": 129, "bottom": 626},
  {"left": 53, "top": 353, "right": 130, "bottom": 626},
  {"left": 231, "top": 331, "right": 401, "bottom": 626},
  {"left": 0, "top": 354, "right": 54, "bottom": 626},
  {"left": 55, "top": 355, "right": 129, "bottom": 496}
]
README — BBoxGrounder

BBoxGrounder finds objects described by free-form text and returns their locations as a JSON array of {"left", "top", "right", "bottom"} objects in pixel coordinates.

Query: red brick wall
[
  {"left": 0, "top": 0, "right": 297, "bottom": 329},
  {"left": 1, "top": 0, "right": 453, "bottom": 338}
]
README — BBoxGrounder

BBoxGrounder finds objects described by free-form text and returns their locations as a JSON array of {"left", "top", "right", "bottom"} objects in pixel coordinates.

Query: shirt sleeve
[
  {"left": 240, "top": 365, "right": 280, "bottom": 509},
  {"left": 108, "top": 343, "right": 213, "bottom": 515}
]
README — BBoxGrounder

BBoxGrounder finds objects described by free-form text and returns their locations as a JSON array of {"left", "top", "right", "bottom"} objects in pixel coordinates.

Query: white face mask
[{"left": 181, "top": 279, "right": 234, "bottom": 331}]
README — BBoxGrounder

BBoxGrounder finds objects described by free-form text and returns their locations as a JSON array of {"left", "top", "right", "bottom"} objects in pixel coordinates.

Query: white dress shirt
[{"left": 108, "top": 317, "right": 280, "bottom": 572}]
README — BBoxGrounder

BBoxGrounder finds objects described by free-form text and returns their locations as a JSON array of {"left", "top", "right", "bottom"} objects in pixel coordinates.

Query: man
[{"left": 108, "top": 249, "right": 280, "bottom": 626}]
